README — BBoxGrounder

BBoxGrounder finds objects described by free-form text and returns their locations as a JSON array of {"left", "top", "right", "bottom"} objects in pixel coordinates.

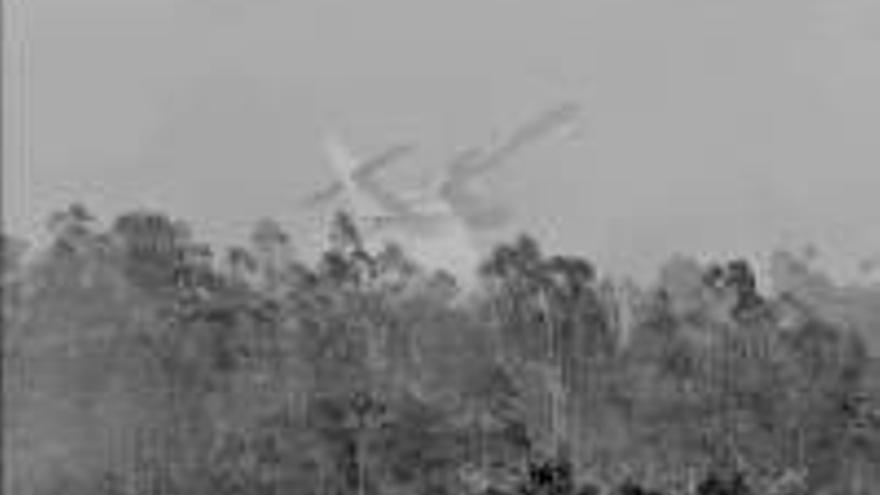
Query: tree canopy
[{"left": 4, "top": 205, "right": 879, "bottom": 495}]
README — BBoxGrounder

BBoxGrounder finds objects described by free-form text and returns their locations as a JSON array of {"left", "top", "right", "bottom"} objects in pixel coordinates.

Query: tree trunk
[{"left": 357, "top": 428, "right": 368, "bottom": 495}]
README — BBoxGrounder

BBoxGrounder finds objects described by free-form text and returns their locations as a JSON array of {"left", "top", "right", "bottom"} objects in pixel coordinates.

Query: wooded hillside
[{"left": 3, "top": 204, "right": 879, "bottom": 495}]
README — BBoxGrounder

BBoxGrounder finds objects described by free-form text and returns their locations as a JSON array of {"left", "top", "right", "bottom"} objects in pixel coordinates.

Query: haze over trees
[{"left": 3, "top": 204, "right": 879, "bottom": 495}]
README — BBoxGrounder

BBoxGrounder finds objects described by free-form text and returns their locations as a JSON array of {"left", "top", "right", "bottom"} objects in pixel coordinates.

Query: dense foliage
[{"left": 3, "top": 204, "right": 879, "bottom": 495}]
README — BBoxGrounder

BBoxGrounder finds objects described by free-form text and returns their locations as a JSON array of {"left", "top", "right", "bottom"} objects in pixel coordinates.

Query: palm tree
[
  {"left": 250, "top": 218, "right": 293, "bottom": 292},
  {"left": 323, "top": 211, "right": 376, "bottom": 289},
  {"left": 46, "top": 203, "right": 97, "bottom": 254},
  {"left": 540, "top": 254, "right": 604, "bottom": 465},
  {"left": 480, "top": 234, "right": 549, "bottom": 360},
  {"left": 225, "top": 246, "right": 257, "bottom": 286},
  {"left": 481, "top": 236, "right": 603, "bottom": 459},
  {"left": 372, "top": 242, "right": 420, "bottom": 295}
]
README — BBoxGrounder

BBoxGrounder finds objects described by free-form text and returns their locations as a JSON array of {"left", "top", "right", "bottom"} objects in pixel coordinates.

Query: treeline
[{"left": 3, "top": 204, "right": 879, "bottom": 495}]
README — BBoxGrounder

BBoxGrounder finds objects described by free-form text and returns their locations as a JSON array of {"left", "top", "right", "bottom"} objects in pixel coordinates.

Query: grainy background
[{"left": 4, "top": 0, "right": 880, "bottom": 281}]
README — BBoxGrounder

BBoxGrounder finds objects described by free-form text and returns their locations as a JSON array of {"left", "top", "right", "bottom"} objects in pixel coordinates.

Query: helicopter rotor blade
[
  {"left": 301, "top": 142, "right": 418, "bottom": 209},
  {"left": 454, "top": 101, "right": 582, "bottom": 182},
  {"left": 357, "top": 143, "right": 417, "bottom": 178},
  {"left": 301, "top": 182, "right": 344, "bottom": 207}
]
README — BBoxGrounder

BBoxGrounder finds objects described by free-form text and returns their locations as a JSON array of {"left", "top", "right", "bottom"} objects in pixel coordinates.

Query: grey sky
[{"left": 4, "top": 0, "right": 880, "bottom": 281}]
